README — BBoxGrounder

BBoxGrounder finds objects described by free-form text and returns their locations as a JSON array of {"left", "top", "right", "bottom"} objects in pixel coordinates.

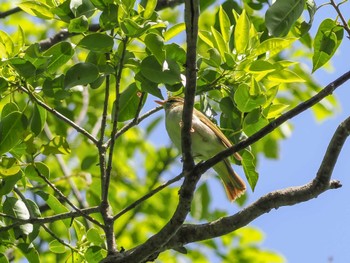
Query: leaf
[
  {"left": 0, "top": 111, "right": 27, "bottom": 155},
  {"left": 218, "top": 6, "right": 231, "bottom": 43},
  {"left": 135, "top": 73, "right": 163, "bottom": 99},
  {"left": 234, "top": 10, "right": 250, "bottom": 54},
  {"left": 99, "top": 4, "right": 118, "bottom": 30},
  {"left": 36, "top": 191, "right": 70, "bottom": 226},
  {"left": 3, "top": 197, "right": 33, "bottom": 238},
  {"left": 0, "top": 171, "right": 22, "bottom": 195},
  {"left": 49, "top": 240, "right": 66, "bottom": 254},
  {"left": 243, "top": 109, "right": 269, "bottom": 136},
  {"left": 117, "top": 83, "right": 144, "bottom": 122},
  {"left": 143, "top": 0, "right": 157, "bottom": 19},
  {"left": 68, "top": 15, "right": 89, "bottom": 33},
  {"left": 252, "top": 38, "right": 297, "bottom": 58},
  {"left": 9, "top": 58, "right": 36, "bottom": 79},
  {"left": 144, "top": 33, "right": 165, "bottom": 64},
  {"left": 267, "top": 69, "right": 306, "bottom": 83},
  {"left": 0, "top": 253, "right": 9, "bottom": 263},
  {"left": 0, "top": 157, "right": 21, "bottom": 177},
  {"left": 30, "top": 104, "right": 47, "bottom": 136},
  {"left": 25, "top": 162, "right": 50, "bottom": 183},
  {"left": 241, "top": 150, "right": 259, "bottom": 190},
  {"left": 265, "top": 0, "right": 306, "bottom": 37},
  {"left": 312, "top": 19, "right": 343, "bottom": 72},
  {"left": 78, "top": 33, "right": 114, "bottom": 52},
  {"left": 190, "top": 183, "right": 211, "bottom": 220},
  {"left": 85, "top": 246, "right": 107, "bottom": 263},
  {"left": 0, "top": 30, "right": 14, "bottom": 58},
  {"left": 43, "top": 42, "right": 74, "bottom": 74},
  {"left": 87, "top": 228, "right": 104, "bottom": 245},
  {"left": 164, "top": 23, "right": 185, "bottom": 42},
  {"left": 17, "top": 243, "right": 39, "bottom": 263},
  {"left": 40, "top": 136, "right": 71, "bottom": 155},
  {"left": 234, "top": 84, "right": 266, "bottom": 112},
  {"left": 64, "top": 62, "right": 99, "bottom": 88},
  {"left": 211, "top": 27, "right": 227, "bottom": 57},
  {"left": 140, "top": 56, "right": 181, "bottom": 85},
  {"left": 1, "top": 102, "right": 19, "bottom": 119},
  {"left": 18, "top": 1, "right": 54, "bottom": 19}
]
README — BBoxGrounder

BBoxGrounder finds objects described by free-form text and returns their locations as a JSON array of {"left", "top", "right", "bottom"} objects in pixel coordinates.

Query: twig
[
  {"left": 32, "top": 165, "right": 104, "bottom": 228},
  {"left": 0, "top": 207, "right": 100, "bottom": 233},
  {"left": 42, "top": 224, "right": 80, "bottom": 253},
  {"left": 330, "top": 0, "right": 350, "bottom": 38},
  {"left": 0, "top": 7, "right": 21, "bottom": 19},
  {"left": 113, "top": 173, "right": 184, "bottom": 221},
  {"left": 19, "top": 86, "right": 98, "bottom": 145}
]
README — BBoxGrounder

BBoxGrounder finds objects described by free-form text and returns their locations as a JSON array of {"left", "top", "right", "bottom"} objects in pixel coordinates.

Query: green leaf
[
  {"left": 0, "top": 253, "right": 9, "bottom": 263},
  {"left": 99, "top": 4, "right": 118, "bottom": 30},
  {"left": 9, "top": 58, "right": 36, "bottom": 79},
  {"left": 265, "top": 0, "right": 306, "bottom": 37},
  {"left": 0, "top": 112, "right": 28, "bottom": 155},
  {"left": 312, "top": 19, "right": 344, "bottom": 72},
  {"left": 17, "top": 243, "right": 39, "bottom": 263},
  {"left": 0, "top": 171, "right": 22, "bottom": 195},
  {"left": 121, "top": 18, "right": 151, "bottom": 37},
  {"left": 267, "top": 69, "right": 306, "bottom": 83},
  {"left": 0, "top": 157, "right": 21, "bottom": 177},
  {"left": 18, "top": 1, "right": 54, "bottom": 19},
  {"left": 3, "top": 197, "right": 33, "bottom": 238},
  {"left": 85, "top": 246, "right": 107, "bottom": 263},
  {"left": 0, "top": 30, "right": 14, "bottom": 58},
  {"left": 191, "top": 183, "right": 211, "bottom": 220},
  {"left": 241, "top": 150, "right": 259, "bottom": 190},
  {"left": 218, "top": 6, "right": 231, "bottom": 43},
  {"left": 135, "top": 73, "right": 163, "bottom": 99},
  {"left": 266, "top": 103, "right": 289, "bottom": 119},
  {"left": 78, "top": 33, "right": 114, "bottom": 52},
  {"left": 144, "top": 33, "right": 165, "bottom": 64},
  {"left": 1, "top": 102, "right": 19, "bottom": 119},
  {"left": 40, "top": 136, "right": 71, "bottom": 155},
  {"left": 234, "top": 10, "right": 250, "bottom": 54},
  {"left": 25, "top": 162, "right": 50, "bottom": 183},
  {"left": 36, "top": 191, "right": 70, "bottom": 226},
  {"left": 49, "top": 240, "right": 66, "bottom": 254},
  {"left": 13, "top": 26, "right": 25, "bottom": 55},
  {"left": 70, "top": 0, "right": 95, "bottom": 18},
  {"left": 143, "top": 0, "right": 157, "bottom": 19},
  {"left": 87, "top": 228, "right": 104, "bottom": 245},
  {"left": 243, "top": 109, "right": 269, "bottom": 136},
  {"left": 164, "top": 23, "right": 185, "bottom": 42},
  {"left": 118, "top": 83, "right": 144, "bottom": 122},
  {"left": 211, "top": 27, "right": 227, "bottom": 57},
  {"left": 68, "top": 15, "right": 89, "bottom": 33},
  {"left": 140, "top": 56, "right": 181, "bottom": 85},
  {"left": 234, "top": 84, "right": 266, "bottom": 112},
  {"left": 43, "top": 42, "right": 74, "bottom": 74},
  {"left": 252, "top": 38, "right": 296, "bottom": 58},
  {"left": 30, "top": 104, "right": 47, "bottom": 136},
  {"left": 64, "top": 62, "right": 99, "bottom": 88}
]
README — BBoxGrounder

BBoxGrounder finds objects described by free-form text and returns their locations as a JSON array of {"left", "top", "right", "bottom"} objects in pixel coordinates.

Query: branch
[
  {"left": 156, "top": 0, "right": 185, "bottom": 10},
  {"left": 19, "top": 86, "right": 98, "bottom": 145},
  {"left": 330, "top": 0, "right": 350, "bottom": 39},
  {"left": 0, "top": 7, "right": 21, "bottom": 19},
  {"left": 163, "top": 113, "right": 350, "bottom": 250},
  {"left": 198, "top": 69, "right": 350, "bottom": 177},
  {"left": 0, "top": 207, "right": 100, "bottom": 233}
]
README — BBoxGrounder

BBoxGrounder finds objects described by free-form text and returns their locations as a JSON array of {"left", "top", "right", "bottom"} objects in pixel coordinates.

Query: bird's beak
[{"left": 155, "top": 100, "right": 165, "bottom": 106}]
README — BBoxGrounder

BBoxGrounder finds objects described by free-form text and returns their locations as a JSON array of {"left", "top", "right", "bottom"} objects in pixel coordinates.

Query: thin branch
[
  {"left": 330, "top": 0, "right": 350, "bottom": 38},
  {"left": 0, "top": 207, "right": 99, "bottom": 233},
  {"left": 198, "top": 69, "right": 350, "bottom": 178},
  {"left": 156, "top": 0, "right": 185, "bottom": 10},
  {"left": 42, "top": 224, "right": 81, "bottom": 253},
  {"left": 19, "top": 86, "right": 98, "bottom": 145},
  {"left": 32, "top": 165, "right": 104, "bottom": 228},
  {"left": 0, "top": 7, "right": 21, "bottom": 19},
  {"left": 113, "top": 172, "right": 184, "bottom": 221}
]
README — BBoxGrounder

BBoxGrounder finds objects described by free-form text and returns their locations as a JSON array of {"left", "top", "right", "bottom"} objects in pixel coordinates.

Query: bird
[{"left": 156, "top": 97, "right": 246, "bottom": 201}]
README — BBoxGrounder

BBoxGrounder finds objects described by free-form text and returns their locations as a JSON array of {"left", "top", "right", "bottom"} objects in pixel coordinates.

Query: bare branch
[
  {"left": 0, "top": 7, "right": 21, "bottom": 19},
  {"left": 330, "top": 0, "right": 350, "bottom": 39},
  {"left": 156, "top": 0, "right": 184, "bottom": 10}
]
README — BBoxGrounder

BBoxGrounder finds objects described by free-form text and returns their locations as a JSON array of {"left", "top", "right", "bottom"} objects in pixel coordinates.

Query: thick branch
[
  {"left": 0, "top": 7, "right": 21, "bottom": 19},
  {"left": 163, "top": 114, "right": 350, "bottom": 249}
]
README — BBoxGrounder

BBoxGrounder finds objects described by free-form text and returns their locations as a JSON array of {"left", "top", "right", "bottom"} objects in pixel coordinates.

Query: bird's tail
[{"left": 214, "top": 159, "right": 246, "bottom": 202}]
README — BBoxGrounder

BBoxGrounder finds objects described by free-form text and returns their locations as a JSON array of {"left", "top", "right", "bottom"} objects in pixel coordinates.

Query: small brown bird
[{"left": 156, "top": 97, "right": 246, "bottom": 201}]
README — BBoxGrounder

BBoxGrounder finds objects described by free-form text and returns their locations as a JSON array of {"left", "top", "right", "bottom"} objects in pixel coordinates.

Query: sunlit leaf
[
  {"left": 164, "top": 23, "right": 185, "bottom": 42},
  {"left": 78, "top": 33, "right": 114, "bottom": 52},
  {"left": 43, "top": 42, "right": 74, "bottom": 74},
  {"left": 64, "top": 62, "right": 99, "bottom": 88},
  {"left": 0, "top": 157, "right": 21, "bottom": 177},
  {"left": 18, "top": 1, "right": 54, "bottom": 19},
  {"left": 234, "top": 10, "right": 250, "bottom": 54},
  {"left": 241, "top": 150, "right": 259, "bottom": 190},
  {"left": 41, "top": 136, "right": 71, "bottom": 155}
]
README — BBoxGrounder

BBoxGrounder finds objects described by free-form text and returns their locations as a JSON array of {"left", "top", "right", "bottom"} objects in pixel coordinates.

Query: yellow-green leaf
[{"left": 234, "top": 10, "right": 250, "bottom": 54}]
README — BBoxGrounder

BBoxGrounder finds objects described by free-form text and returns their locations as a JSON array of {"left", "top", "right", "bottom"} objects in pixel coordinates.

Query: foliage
[{"left": 0, "top": 0, "right": 348, "bottom": 262}]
